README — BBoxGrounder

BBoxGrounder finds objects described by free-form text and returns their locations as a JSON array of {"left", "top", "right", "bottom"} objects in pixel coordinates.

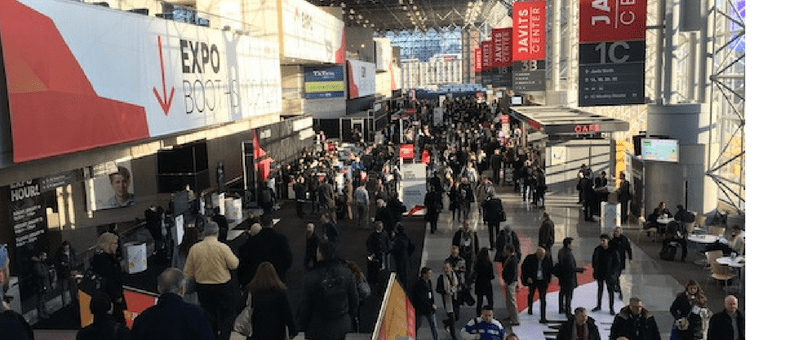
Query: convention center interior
[{"left": 0, "top": 0, "right": 769, "bottom": 339}]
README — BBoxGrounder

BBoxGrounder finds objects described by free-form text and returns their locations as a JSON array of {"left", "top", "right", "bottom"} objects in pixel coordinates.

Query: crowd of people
[{"left": 0, "top": 96, "right": 744, "bottom": 340}]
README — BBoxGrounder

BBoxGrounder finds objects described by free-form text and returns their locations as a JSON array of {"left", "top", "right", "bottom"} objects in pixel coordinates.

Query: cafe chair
[
  {"left": 694, "top": 215, "right": 707, "bottom": 232},
  {"left": 706, "top": 250, "right": 736, "bottom": 289}
]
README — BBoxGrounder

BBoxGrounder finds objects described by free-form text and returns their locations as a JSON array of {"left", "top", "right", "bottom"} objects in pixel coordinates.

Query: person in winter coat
[
  {"left": 481, "top": 193, "right": 505, "bottom": 249},
  {"left": 242, "top": 263, "right": 297, "bottom": 340},
  {"left": 609, "top": 297, "right": 661, "bottom": 340},
  {"left": 669, "top": 280, "right": 709, "bottom": 340},
  {"left": 592, "top": 234, "right": 621, "bottom": 315},
  {"left": 436, "top": 262, "right": 461, "bottom": 340},
  {"left": 706, "top": 295, "right": 744, "bottom": 340},
  {"left": 557, "top": 237, "right": 584, "bottom": 317},
  {"left": 472, "top": 248, "right": 495, "bottom": 316},
  {"left": 538, "top": 212, "right": 555, "bottom": 260},
  {"left": 391, "top": 224, "right": 415, "bottom": 290},
  {"left": 91, "top": 232, "right": 127, "bottom": 323},
  {"left": 521, "top": 246, "right": 554, "bottom": 323},
  {"left": 609, "top": 226, "right": 632, "bottom": 300},
  {"left": 296, "top": 242, "right": 359, "bottom": 340},
  {"left": 411, "top": 267, "right": 440, "bottom": 340},
  {"left": 452, "top": 222, "right": 480, "bottom": 269},
  {"left": 424, "top": 185, "right": 443, "bottom": 234},
  {"left": 556, "top": 307, "right": 601, "bottom": 340},
  {"left": 494, "top": 226, "right": 520, "bottom": 263}
]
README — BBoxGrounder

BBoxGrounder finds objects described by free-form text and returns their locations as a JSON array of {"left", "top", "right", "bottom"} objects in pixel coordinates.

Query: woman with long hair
[
  {"left": 472, "top": 247, "right": 494, "bottom": 316},
  {"left": 669, "top": 280, "right": 710, "bottom": 340},
  {"left": 244, "top": 262, "right": 297, "bottom": 340}
]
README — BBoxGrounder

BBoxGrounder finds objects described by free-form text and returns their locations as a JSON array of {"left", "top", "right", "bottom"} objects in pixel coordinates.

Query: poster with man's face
[{"left": 85, "top": 161, "right": 135, "bottom": 211}]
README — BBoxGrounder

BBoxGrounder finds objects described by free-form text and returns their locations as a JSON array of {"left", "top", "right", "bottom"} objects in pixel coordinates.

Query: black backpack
[{"left": 317, "top": 267, "right": 350, "bottom": 320}]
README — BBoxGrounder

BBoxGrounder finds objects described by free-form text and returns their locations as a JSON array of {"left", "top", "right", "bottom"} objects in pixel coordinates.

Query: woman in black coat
[
  {"left": 472, "top": 248, "right": 494, "bottom": 316},
  {"left": 244, "top": 262, "right": 297, "bottom": 340},
  {"left": 669, "top": 280, "right": 708, "bottom": 340},
  {"left": 424, "top": 185, "right": 442, "bottom": 234},
  {"left": 90, "top": 232, "right": 127, "bottom": 323}
]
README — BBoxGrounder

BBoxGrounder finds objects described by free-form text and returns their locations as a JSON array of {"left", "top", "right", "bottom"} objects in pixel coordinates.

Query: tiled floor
[{"left": 416, "top": 184, "right": 710, "bottom": 340}]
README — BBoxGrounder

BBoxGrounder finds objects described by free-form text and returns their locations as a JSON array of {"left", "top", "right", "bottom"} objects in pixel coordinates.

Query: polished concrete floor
[{"left": 416, "top": 183, "right": 737, "bottom": 340}]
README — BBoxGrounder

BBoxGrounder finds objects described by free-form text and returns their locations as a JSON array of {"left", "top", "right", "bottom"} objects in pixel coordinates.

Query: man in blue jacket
[{"left": 131, "top": 268, "right": 215, "bottom": 340}]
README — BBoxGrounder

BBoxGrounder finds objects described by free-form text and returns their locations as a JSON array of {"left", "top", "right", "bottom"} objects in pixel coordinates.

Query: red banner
[
  {"left": 474, "top": 48, "right": 483, "bottom": 73},
  {"left": 492, "top": 28, "right": 512, "bottom": 67},
  {"left": 513, "top": 1, "right": 547, "bottom": 61},
  {"left": 481, "top": 41, "right": 493, "bottom": 70},
  {"left": 579, "top": 0, "right": 647, "bottom": 43}
]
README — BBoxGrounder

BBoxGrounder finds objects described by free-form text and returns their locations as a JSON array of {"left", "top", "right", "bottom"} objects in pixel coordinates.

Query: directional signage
[{"left": 578, "top": 0, "right": 647, "bottom": 106}]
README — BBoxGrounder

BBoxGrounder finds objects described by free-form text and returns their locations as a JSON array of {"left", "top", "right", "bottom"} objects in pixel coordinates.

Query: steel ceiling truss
[{"left": 707, "top": 0, "right": 745, "bottom": 214}]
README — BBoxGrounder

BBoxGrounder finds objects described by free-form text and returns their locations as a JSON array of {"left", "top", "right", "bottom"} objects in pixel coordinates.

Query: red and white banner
[
  {"left": 281, "top": 0, "right": 346, "bottom": 63},
  {"left": 579, "top": 0, "right": 647, "bottom": 43},
  {"left": 0, "top": 0, "right": 281, "bottom": 163},
  {"left": 512, "top": 1, "right": 547, "bottom": 61},
  {"left": 492, "top": 28, "right": 513, "bottom": 68},
  {"left": 481, "top": 41, "right": 494, "bottom": 70},
  {"left": 474, "top": 48, "right": 483, "bottom": 73}
]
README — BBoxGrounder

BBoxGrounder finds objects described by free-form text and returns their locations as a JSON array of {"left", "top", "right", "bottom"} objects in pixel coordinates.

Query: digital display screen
[
  {"left": 641, "top": 138, "right": 679, "bottom": 162},
  {"left": 511, "top": 96, "right": 523, "bottom": 105}
]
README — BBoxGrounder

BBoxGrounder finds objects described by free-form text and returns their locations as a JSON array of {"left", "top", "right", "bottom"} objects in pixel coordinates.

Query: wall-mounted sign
[
  {"left": 578, "top": 0, "right": 647, "bottom": 106},
  {"left": 347, "top": 59, "right": 376, "bottom": 99},
  {"left": 304, "top": 66, "right": 345, "bottom": 99},
  {"left": 280, "top": 0, "right": 346, "bottom": 64},
  {"left": 0, "top": 0, "right": 281, "bottom": 163}
]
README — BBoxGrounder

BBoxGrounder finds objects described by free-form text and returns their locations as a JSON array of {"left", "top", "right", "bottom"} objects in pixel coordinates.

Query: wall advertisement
[
  {"left": 0, "top": 0, "right": 282, "bottom": 163},
  {"left": 347, "top": 59, "right": 376, "bottom": 99},
  {"left": 304, "top": 66, "right": 346, "bottom": 99},
  {"left": 280, "top": 0, "right": 346, "bottom": 64}
]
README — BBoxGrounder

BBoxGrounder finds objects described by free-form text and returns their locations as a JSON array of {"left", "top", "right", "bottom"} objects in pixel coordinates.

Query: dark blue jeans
[{"left": 196, "top": 280, "right": 238, "bottom": 340}]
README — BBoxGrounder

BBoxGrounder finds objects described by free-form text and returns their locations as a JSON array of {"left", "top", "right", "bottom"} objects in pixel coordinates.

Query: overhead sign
[
  {"left": 492, "top": 28, "right": 513, "bottom": 68},
  {"left": 578, "top": 0, "right": 647, "bottom": 106},
  {"left": 374, "top": 38, "right": 392, "bottom": 72},
  {"left": 474, "top": 48, "right": 483, "bottom": 73},
  {"left": 280, "top": 0, "right": 346, "bottom": 64},
  {"left": 512, "top": 1, "right": 547, "bottom": 61},
  {"left": 304, "top": 66, "right": 345, "bottom": 99},
  {"left": 0, "top": 0, "right": 281, "bottom": 163},
  {"left": 347, "top": 59, "right": 376, "bottom": 99}
]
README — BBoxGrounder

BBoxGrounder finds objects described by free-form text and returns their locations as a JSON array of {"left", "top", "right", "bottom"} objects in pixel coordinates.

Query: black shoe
[
  {"left": 610, "top": 309, "right": 616, "bottom": 315},
  {"left": 539, "top": 318, "right": 549, "bottom": 324},
  {"left": 527, "top": 310, "right": 533, "bottom": 315},
  {"left": 592, "top": 306, "right": 601, "bottom": 312}
]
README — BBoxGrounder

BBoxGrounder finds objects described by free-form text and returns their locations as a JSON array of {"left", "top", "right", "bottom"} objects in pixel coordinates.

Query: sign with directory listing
[{"left": 578, "top": 0, "right": 647, "bottom": 106}]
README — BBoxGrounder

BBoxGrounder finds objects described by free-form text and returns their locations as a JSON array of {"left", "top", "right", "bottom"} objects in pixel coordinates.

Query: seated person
[
  {"left": 644, "top": 202, "right": 671, "bottom": 231},
  {"left": 662, "top": 221, "right": 688, "bottom": 261},
  {"left": 673, "top": 204, "right": 695, "bottom": 223},
  {"left": 703, "top": 225, "right": 745, "bottom": 256}
]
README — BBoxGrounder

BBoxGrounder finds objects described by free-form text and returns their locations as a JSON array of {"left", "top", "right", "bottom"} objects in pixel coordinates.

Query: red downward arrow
[{"left": 152, "top": 35, "right": 175, "bottom": 115}]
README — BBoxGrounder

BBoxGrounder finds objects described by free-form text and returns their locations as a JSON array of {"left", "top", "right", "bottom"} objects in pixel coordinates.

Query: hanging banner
[
  {"left": 0, "top": 0, "right": 281, "bottom": 163},
  {"left": 280, "top": 0, "right": 346, "bottom": 64},
  {"left": 492, "top": 28, "right": 512, "bottom": 68},
  {"left": 512, "top": 1, "right": 547, "bottom": 92},
  {"left": 481, "top": 41, "right": 494, "bottom": 86},
  {"left": 578, "top": 0, "right": 647, "bottom": 106},
  {"left": 474, "top": 48, "right": 483, "bottom": 73},
  {"left": 512, "top": 1, "right": 547, "bottom": 61}
]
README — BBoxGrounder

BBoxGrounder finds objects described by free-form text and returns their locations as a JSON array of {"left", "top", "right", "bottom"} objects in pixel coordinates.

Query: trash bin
[{"left": 124, "top": 242, "right": 147, "bottom": 274}]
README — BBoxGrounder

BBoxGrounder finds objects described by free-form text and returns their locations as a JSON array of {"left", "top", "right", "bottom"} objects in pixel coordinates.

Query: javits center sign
[{"left": 0, "top": 0, "right": 281, "bottom": 162}]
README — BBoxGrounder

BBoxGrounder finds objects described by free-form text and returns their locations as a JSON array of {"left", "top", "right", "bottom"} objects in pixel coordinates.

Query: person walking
[
  {"left": 130, "top": 268, "right": 215, "bottom": 340},
  {"left": 669, "top": 280, "right": 709, "bottom": 340},
  {"left": 424, "top": 184, "right": 443, "bottom": 234},
  {"left": 609, "top": 297, "right": 662, "bottom": 340},
  {"left": 472, "top": 248, "right": 495, "bottom": 316},
  {"left": 183, "top": 222, "right": 240, "bottom": 340},
  {"left": 297, "top": 242, "right": 359, "bottom": 340},
  {"left": 557, "top": 237, "right": 583, "bottom": 317},
  {"left": 556, "top": 307, "right": 600, "bottom": 340},
  {"left": 592, "top": 234, "right": 621, "bottom": 315},
  {"left": 436, "top": 262, "right": 461, "bottom": 340},
  {"left": 538, "top": 212, "right": 555, "bottom": 259},
  {"left": 609, "top": 226, "right": 632, "bottom": 300},
  {"left": 460, "top": 305, "right": 506, "bottom": 340},
  {"left": 706, "top": 295, "right": 743, "bottom": 340},
  {"left": 354, "top": 182, "right": 371, "bottom": 229},
  {"left": 412, "top": 267, "right": 440, "bottom": 340},
  {"left": 521, "top": 246, "right": 554, "bottom": 323},
  {"left": 501, "top": 244, "right": 520, "bottom": 326},
  {"left": 90, "top": 232, "right": 127, "bottom": 323},
  {"left": 241, "top": 263, "right": 298, "bottom": 340}
]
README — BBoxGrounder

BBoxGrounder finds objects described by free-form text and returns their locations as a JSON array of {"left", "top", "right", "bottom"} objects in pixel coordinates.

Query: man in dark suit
[
  {"left": 521, "top": 246, "right": 554, "bottom": 323},
  {"left": 237, "top": 214, "right": 292, "bottom": 284},
  {"left": 130, "top": 268, "right": 215, "bottom": 340},
  {"left": 411, "top": 267, "right": 439, "bottom": 340}
]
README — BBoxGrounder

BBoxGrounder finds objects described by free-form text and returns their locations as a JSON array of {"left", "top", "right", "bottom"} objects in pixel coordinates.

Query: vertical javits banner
[
  {"left": 491, "top": 28, "right": 513, "bottom": 88},
  {"left": 474, "top": 48, "right": 483, "bottom": 85},
  {"left": 512, "top": 1, "right": 547, "bottom": 92},
  {"left": 578, "top": 0, "right": 647, "bottom": 106},
  {"left": 481, "top": 41, "right": 494, "bottom": 87}
]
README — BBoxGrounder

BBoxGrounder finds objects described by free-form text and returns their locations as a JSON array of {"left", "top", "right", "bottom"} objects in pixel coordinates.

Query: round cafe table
[
  {"left": 687, "top": 234, "right": 721, "bottom": 265},
  {"left": 716, "top": 256, "right": 745, "bottom": 294}
]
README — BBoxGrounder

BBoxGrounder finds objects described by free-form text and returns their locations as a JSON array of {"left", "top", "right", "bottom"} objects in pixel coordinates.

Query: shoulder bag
[{"left": 233, "top": 292, "right": 253, "bottom": 337}]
